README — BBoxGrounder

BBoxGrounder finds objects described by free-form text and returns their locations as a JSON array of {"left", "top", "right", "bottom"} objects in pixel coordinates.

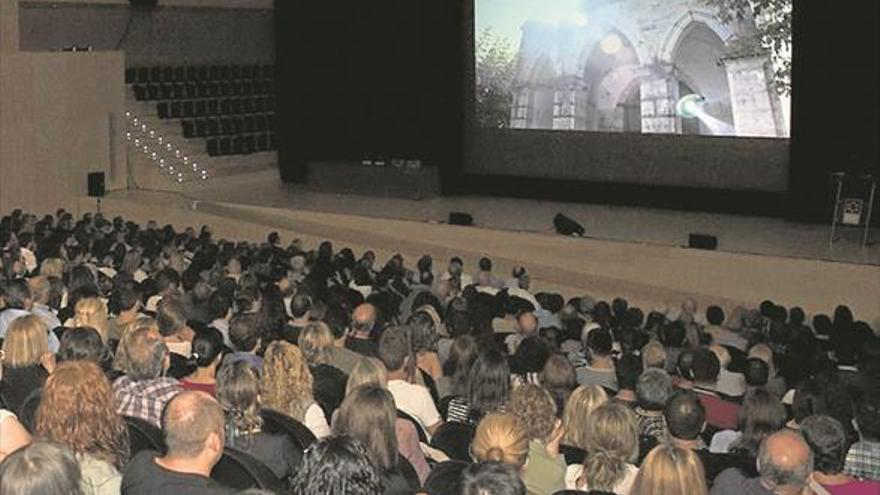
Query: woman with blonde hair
[
  {"left": 299, "top": 321, "right": 347, "bottom": 417},
  {"left": 560, "top": 384, "right": 609, "bottom": 464},
  {"left": 566, "top": 402, "right": 640, "bottom": 494},
  {"left": 333, "top": 385, "right": 421, "bottom": 493},
  {"left": 260, "top": 340, "right": 330, "bottom": 438},
  {"left": 631, "top": 444, "right": 708, "bottom": 495},
  {"left": 471, "top": 412, "right": 530, "bottom": 469},
  {"left": 71, "top": 297, "right": 110, "bottom": 343},
  {"left": 346, "top": 357, "right": 388, "bottom": 395},
  {"left": 0, "top": 315, "right": 51, "bottom": 414},
  {"left": 35, "top": 360, "right": 129, "bottom": 495}
]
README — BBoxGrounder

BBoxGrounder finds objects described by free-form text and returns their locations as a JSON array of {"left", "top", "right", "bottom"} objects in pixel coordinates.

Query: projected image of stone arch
[{"left": 476, "top": 0, "right": 791, "bottom": 138}]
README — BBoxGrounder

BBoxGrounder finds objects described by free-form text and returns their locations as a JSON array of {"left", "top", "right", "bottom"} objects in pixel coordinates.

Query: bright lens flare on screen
[
  {"left": 600, "top": 33, "right": 622, "bottom": 54},
  {"left": 677, "top": 94, "right": 705, "bottom": 119}
]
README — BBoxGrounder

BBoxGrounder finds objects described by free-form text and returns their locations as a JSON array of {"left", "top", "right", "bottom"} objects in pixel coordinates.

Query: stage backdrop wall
[
  {"left": 19, "top": 1, "right": 274, "bottom": 66},
  {"left": 0, "top": 51, "right": 125, "bottom": 214}
]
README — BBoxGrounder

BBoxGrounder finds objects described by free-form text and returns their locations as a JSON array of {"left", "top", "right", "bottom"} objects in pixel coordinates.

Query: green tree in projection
[
  {"left": 475, "top": 27, "right": 518, "bottom": 128},
  {"left": 703, "top": 0, "right": 792, "bottom": 94}
]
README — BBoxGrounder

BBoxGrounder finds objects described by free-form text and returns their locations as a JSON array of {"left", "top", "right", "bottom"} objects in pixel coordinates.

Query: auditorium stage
[{"left": 92, "top": 168, "right": 880, "bottom": 327}]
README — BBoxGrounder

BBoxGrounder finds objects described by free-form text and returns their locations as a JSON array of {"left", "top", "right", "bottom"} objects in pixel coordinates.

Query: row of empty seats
[
  {"left": 132, "top": 80, "right": 274, "bottom": 102},
  {"left": 125, "top": 64, "right": 274, "bottom": 84},
  {"left": 182, "top": 114, "right": 276, "bottom": 139},
  {"left": 156, "top": 97, "right": 276, "bottom": 119},
  {"left": 206, "top": 133, "right": 277, "bottom": 156}
]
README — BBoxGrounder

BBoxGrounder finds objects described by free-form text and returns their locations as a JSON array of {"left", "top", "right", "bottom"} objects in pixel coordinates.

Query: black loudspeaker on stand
[{"left": 448, "top": 212, "right": 473, "bottom": 226}]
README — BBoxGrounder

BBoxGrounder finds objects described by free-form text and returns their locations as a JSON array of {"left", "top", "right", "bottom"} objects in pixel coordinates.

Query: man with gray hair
[
  {"left": 634, "top": 368, "right": 673, "bottom": 441},
  {"left": 122, "top": 391, "right": 232, "bottom": 494},
  {"left": 113, "top": 327, "right": 181, "bottom": 426},
  {"left": 711, "top": 430, "right": 814, "bottom": 495}
]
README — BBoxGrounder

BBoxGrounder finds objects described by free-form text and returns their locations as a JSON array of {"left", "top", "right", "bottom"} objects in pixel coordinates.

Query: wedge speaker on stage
[
  {"left": 449, "top": 212, "right": 473, "bottom": 226},
  {"left": 688, "top": 233, "right": 718, "bottom": 250},
  {"left": 129, "top": 0, "right": 158, "bottom": 7},
  {"left": 553, "top": 213, "right": 585, "bottom": 237}
]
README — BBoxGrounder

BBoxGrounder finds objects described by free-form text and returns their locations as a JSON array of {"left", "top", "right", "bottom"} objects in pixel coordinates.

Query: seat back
[
  {"left": 397, "top": 409, "right": 429, "bottom": 444},
  {"left": 124, "top": 415, "right": 166, "bottom": 457},
  {"left": 210, "top": 446, "right": 283, "bottom": 492},
  {"left": 259, "top": 409, "right": 316, "bottom": 451},
  {"left": 430, "top": 421, "right": 475, "bottom": 462},
  {"left": 18, "top": 388, "right": 42, "bottom": 434}
]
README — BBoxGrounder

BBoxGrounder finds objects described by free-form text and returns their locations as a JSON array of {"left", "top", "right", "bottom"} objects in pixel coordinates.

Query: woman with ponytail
[
  {"left": 179, "top": 328, "right": 225, "bottom": 396},
  {"left": 472, "top": 413, "right": 530, "bottom": 470},
  {"left": 216, "top": 360, "right": 300, "bottom": 485},
  {"left": 565, "top": 402, "right": 640, "bottom": 494}
]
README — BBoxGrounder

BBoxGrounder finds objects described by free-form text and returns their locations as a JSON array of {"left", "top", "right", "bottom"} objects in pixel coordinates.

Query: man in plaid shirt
[
  {"left": 113, "top": 327, "right": 181, "bottom": 427},
  {"left": 845, "top": 394, "right": 880, "bottom": 480}
]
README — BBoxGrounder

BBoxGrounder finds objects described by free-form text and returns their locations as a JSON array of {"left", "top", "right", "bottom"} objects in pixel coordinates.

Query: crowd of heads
[{"left": 0, "top": 207, "right": 879, "bottom": 495}]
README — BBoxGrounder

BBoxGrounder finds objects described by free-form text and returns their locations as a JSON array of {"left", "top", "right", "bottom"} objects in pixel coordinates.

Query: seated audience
[
  {"left": 565, "top": 402, "right": 639, "bottom": 494},
  {"left": 801, "top": 414, "right": 880, "bottom": 495},
  {"left": 710, "top": 388, "right": 786, "bottom": 478},
  {"left": 508, "top": 384, "right": 566, "bottom": 495},
  {"left": 0, "top": 362, "right": 32, "bottom": 462},
  {"left": 180, "top": 328, "right": 225, "bottom": 396},
  {"left": 0, "top": 315, "right": 52, "bottom": 414},
  {"left": 379, "top": 326, "right": 443, "bottom": 436},
  {"left": 631, "top": 444, "right": 708, "bottom": 495},
  {"left": 447, "top": 348, "right": 510, "bottom": 426},
  {"left": 35, "top": 361, "right": 129, "bottom": 495},
  {"left": 471, "top": 413, "right": 529, "bottom": 471},
  {"left": 347, "top": 303, "right": 379, "bottom": 358},
  {"left": 845, "top": 394, "right": 880, "bottom": 481},
  {"left": 687, "top": 348, "right": 740, "bottom": 430},
  {"left": 156, "top": 297, "right": 195, "bottom": 359},
  {"left": 711, "top": 430, "right": 813, "bottom": 495},
  {"left": 641, "top": 340, "right": 667, "bottom": 370},
  {"left": 332, "top": 385, "right": 421, "bottom": 494},
  {"left": 613, "top": 353, "right": 643, "bottom": 405},
  {"left": 298, "top": 321, "right": 347, "bottom": 418},
  {"left": 461, "top": 461, "right": 527, "bottom": 495},
  {"left": 260, "top": 340, "right": 330, "bottom": 438},
  {"left": 437, "top": 334, "right": 477, "bottom": 400},
  {"left": 71, "top": 298, "right": 111, "bottom": 344},
  {"left": 112, "top": 327, "right": 181, "bottom": 427},
  {"left": 215, "top": 361, "right": 299, "bottom": 485},
  {"left": 665, "top": 391, "right": 741, "bottom": 486},
  {"left": 704, "top": 305, "right": 747, "bottom": 351},
  {"left": 57, "top": 327, "right": 109, "bottom": 369},
  {"left": 575, "top": 328, "right": 617, "bottom": 391},
  {"left": 747, "top": 344, "right": 787, "bottom": 398},
  {"left": 560, "top": 384, "right": 609, "bottom": 465},
  {"left": 540, "top": 354, "right": 577, "bottom": 414},
  {"left": 26, "top": 275, "right": 63, "bottom": 336},
  {"left": 122, "top": 391, "right": 232, "bottom": 494},
  {"left": 634, "top": 368, "right": 672, "bottom": 441},
  {"left": 0, "top": 441, "right": 84, "bottom": 495},
  {"left": 0, "top": 278, "right": 60, "bottom": 352},
  {"left": 223, "top": 313, "right": 263, "bottom": 371},
  {"left": 710, "top": 344, "right": 746, "bottom": 398},
  {"left": 409, "top": 310, "right": 443, "bottom": 381},
  {"left": 320, "top": 305, "right": 361, "bottom": 374},
  {"left": 289, "top": 436, "right": 383, "bottom": 495}
]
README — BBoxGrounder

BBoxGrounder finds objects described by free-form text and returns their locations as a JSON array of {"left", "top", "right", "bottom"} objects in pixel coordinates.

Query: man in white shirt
[
  {"left": 379, "top": 326, "right": 442, "bottom": 437},
  {"left": 0, "top": 278, "right": 59, "bottom": 352}
]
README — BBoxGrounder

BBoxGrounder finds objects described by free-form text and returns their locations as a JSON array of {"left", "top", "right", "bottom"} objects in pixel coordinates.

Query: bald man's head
[
  {"left": 758, "top": 430, "right": 813, "bottom": 492},
  {"left": 517, "top": 312, "right": 538, "bottom": 336},
  {"left": 162, "top": 391, "right": 224, "bottom": 459},
  {"left": 352, "top": 304, "right": 377, "bottom": 334}
]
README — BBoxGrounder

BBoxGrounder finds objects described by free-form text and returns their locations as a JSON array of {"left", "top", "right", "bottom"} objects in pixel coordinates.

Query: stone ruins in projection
[{"left": 508, "top": 0, "right": 788, "bottom": 137}]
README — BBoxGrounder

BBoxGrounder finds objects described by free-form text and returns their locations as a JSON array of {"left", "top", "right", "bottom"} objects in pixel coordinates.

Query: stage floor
[{"left": 175, "top": 169, "right": 880, "bottom": 267}]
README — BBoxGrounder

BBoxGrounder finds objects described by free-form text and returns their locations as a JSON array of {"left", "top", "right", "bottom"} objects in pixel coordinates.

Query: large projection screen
[{"left": 468, "top": 0, "right": 792, "bottom": 192}]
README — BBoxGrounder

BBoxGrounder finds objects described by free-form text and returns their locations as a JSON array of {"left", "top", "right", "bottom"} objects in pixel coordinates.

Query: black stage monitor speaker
[
  {"left": 553, "top": 213, "right": 585, "bottom": 237},
  {"left": 449, "top": 212, "right": 473, "bottom": 226},
  {"left": 129, "top": 0, "right": 158, "bottom": 8},
  {"left": 688, "top": 233, "right": 718, "bottom": 250},
  {"left": 88, "top": 172, "right": 105, "bottom": 198}
]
